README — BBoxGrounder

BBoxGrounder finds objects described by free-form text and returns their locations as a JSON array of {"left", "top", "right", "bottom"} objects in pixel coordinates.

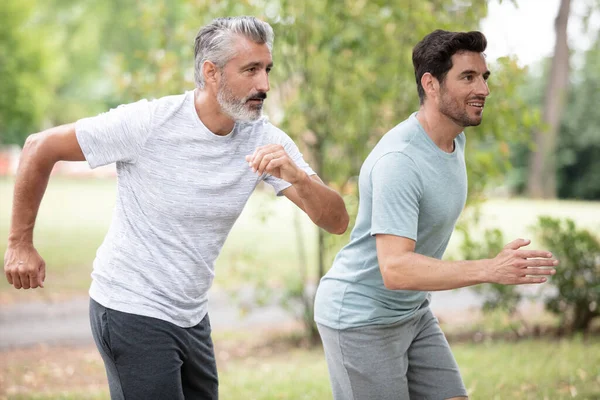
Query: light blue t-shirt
[{"left": 314, "top": 112, "right": 467, "bottom": 330}]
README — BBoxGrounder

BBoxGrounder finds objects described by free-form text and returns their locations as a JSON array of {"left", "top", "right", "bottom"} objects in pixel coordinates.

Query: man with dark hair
[
  {"left": 314, "top": 29, "right": 558, "bottom": 400},
  {"left": 4, "top": 16, "right": 348, "bottom": 399}
]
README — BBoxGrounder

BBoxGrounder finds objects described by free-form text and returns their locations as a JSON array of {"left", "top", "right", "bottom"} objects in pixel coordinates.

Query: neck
[
  {"left": 194, "top": 88, "right": 236, "bottom": 136},
  {"left": 415, "top": 104, "right": 463, "bottom": 153}
]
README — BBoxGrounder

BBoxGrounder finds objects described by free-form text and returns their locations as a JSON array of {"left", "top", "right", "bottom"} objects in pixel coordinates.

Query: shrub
[{"left": 534, "top": 216, "right": 600, "bottom": 333}]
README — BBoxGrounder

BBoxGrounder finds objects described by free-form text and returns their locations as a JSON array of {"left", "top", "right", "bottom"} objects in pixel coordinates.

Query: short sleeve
[
  {"left": 75, "top": 99, "right": 155, "bottom": 168},
  {"left": 370, "top": 152, "right": 423, "bottom": 240},
  {"left": 262, "top": 125, "right": 316, "bottom": 196}
]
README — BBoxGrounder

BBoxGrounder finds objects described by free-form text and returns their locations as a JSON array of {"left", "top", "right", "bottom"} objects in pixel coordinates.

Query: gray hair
[{"left": 194, "top": 16, "right": 274, "bottom": 89}]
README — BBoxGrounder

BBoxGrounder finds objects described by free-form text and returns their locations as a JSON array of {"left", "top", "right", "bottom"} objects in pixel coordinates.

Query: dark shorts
[{"left": 89, "top": 298, "right": 218, "bottom": 400}]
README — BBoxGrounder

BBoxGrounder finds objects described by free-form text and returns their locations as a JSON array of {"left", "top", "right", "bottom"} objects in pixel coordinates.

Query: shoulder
[
  {"left": 150, "top": 92, "right": 191, "bottom": 125},
  {"left": 372, "top": 151, "right": 418, "bottom": 172}
]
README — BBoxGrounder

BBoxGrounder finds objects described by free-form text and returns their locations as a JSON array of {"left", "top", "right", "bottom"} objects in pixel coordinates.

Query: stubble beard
[{"left": 439, "top": 86, "right": 483, "bottom": 128}]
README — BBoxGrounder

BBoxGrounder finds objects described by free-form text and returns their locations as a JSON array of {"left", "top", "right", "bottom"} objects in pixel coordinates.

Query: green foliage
[
  {"left": 534, "top": 216, "right": 600, "bottom": 333},
  {"left": 0, "top": 0, "right": 63, "bottom": 145},
  {"left": 459, "top": 215, "right": 600, "bottom": 334}
]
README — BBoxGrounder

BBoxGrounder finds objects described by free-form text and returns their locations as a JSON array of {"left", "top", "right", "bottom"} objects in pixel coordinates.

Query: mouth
[{"left": 467, "top": 101, "right": 485, "bottom": 109}]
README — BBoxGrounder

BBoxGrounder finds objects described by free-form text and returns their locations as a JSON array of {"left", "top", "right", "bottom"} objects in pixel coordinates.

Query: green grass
[
  {"left": 8, "top": 394, "right": 108, "bottom": 400},
  {"left": 5, "top": 338, "right": 598, "bottom": 399},
  {"left": 1, "top": 177, "right": 600, "bottom": 297},
  {"left": 218, "top": 338, "right": 600, "bottom": 400},
  {"left": 456, "top": 337, "right": 600, "bottom": 399},
  {"left": 219, "top": 348, "right": 331, "bottom": 400}
]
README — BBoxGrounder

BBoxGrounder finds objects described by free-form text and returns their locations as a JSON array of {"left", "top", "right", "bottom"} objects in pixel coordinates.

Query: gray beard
[{"left": 217, "top": 82, "right": 263, "bottom": 122}]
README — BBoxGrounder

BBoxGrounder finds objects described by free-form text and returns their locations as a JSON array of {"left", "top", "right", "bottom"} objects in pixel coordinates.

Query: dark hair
[{"left": 412, "top": 30, "right": 487, "bottom": 104}]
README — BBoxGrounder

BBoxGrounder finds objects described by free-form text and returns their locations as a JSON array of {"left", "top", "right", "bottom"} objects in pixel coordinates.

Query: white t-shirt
[{"left": 75, "top": 90, "right": 315, "bottom": 327}]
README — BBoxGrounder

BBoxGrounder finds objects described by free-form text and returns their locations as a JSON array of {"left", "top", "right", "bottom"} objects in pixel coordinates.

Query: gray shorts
[{"left": 317, "top": 307, "right": 467, "bottom": 400}]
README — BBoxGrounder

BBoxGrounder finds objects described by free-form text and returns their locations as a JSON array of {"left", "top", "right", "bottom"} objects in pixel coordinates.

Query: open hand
[{"left": 489, "top": 238, "right": 558, "bottom": 285}]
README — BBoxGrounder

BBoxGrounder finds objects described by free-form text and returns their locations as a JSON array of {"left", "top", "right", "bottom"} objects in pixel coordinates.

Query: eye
[
  {"left": 247, "top": 67, "right": 257, "bottom": 73},
  {"left": 463, "top": 75, "right": 474, "bottom": 81},
  {"left": 266, "top": 67, "right": 272, "bottom": 74}
]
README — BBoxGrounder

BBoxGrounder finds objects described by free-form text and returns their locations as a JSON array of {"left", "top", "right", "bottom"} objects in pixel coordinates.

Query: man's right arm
[
  {"left": 376, "top": 234, "right": 559, "bottom": 291},
  {"left": 4, "top": 123, "right": 84, "bottom": 289}
]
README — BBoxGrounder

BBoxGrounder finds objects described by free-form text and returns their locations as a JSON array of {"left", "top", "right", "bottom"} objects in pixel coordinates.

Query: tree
[
  {"left": 0, "top": 0, "right": 64, "bottom": 145},
  {"left": 509, "top": 31, "right": 600, "bottom": 200},
  {"left": 527, "top": 0, "right": 572, "bottom": 199},
  {"left": 557, "top": 32, "right": 600, "bottom": 199}
]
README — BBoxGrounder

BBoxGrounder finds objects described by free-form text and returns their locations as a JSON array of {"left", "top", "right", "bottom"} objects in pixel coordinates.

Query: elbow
[
  {"left": 22, "top": 133, "right": 45, "bottom": 160},
  {"left": 320, "top": 208, "right": 349, "bottom": 235},
  {"left": 332, "top": 211, "right": 350, "bottom": 235},
  {"left": 21, "top": 132, "right": 57, "bottom": 168},
  {"left": 381, "top": 264, "right": 402, "bottom": 290},
  {"left": 381, "top": 263, "right": 416, "bottom": 291},
  {"left": 23, "top": 133, "right": 42, "bottom": 153}
]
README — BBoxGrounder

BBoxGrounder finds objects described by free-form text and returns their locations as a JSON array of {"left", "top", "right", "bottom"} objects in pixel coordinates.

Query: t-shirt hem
[
  {"left": 75, "top": 119, "right": 101, "bottom": 169},
  {"left": 89, "top": 285, "right": 206, "bottom": 328},
  {"left": 370, "top": 228, "right": 416, "bottom": 240},
  {"left": 314, "top": 313, "right": 420, "bottom": 331}
]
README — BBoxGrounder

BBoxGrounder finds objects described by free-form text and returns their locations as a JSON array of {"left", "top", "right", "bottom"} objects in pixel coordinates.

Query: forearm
[
  {"left": 381, "top": 252, "right": 489, "bottom": 291},
  {"left": 8, "top": 134, "right": 56, "bottom": 246},
  {"left": 292, "top": 173, "right": 349, "bottom": 235}
]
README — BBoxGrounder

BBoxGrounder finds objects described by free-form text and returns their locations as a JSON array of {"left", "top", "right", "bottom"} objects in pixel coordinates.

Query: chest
[
  {"left": 418, "top": 157, "right": 468, "bottom": 226},
  {"left": 119, "top": 132, "right": 262, "bottom": 222}
]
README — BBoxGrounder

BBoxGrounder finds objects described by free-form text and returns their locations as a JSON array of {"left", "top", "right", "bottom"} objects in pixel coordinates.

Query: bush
[{"left": 534, "top": 216, "right": 600, "bottom": 333}]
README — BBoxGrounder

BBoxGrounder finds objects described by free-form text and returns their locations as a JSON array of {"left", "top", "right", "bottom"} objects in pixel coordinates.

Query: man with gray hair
[{"left": 4, "top": 16, "right": 349, "bottom": 399}]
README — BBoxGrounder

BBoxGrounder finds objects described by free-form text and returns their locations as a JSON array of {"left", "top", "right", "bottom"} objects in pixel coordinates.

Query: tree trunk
[
  {"left": 527, "top": 0, "right": 571, "bottom": 199},
  {"left": 570, "top": 303, "right": 598, "bottom": 333}
]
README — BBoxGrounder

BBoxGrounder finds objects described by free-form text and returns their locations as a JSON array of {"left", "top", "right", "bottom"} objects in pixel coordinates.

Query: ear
[
  {"left": 202, "top": 60, "right": 219, "bottom": 86},
  {"left": 421, "top": 72, "right": 440, "bottom": 99}
]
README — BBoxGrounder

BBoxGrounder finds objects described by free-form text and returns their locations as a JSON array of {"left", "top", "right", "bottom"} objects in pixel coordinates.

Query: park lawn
[
  {"left": 2, "top": 337, "right": 599, "bottom": 399},
  {"left": 1, "top": 176, "right": 600, "bottom": 301}
]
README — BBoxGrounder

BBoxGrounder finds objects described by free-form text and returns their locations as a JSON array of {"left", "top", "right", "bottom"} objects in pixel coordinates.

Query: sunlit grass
[{"left": 3, "top": 337, "right": 599, "bottom": 399}]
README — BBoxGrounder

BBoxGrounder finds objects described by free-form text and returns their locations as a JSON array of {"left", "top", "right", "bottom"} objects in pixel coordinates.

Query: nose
[
  {"left": 256, "top": 70, "right": 270, "bottom": 93},
  {"left": 477, "top": 76, "right": 490, "bottom": 97}
]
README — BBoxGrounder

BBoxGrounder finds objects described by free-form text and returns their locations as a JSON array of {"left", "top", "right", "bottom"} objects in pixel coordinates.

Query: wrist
[
  {"left": 478, "top": 258, "right": 494, "bottom": 284},
  {"left": 7, "top": 232, "right": 34, "bottom": 248},
  {"left": 291, "top": 170, "right": 311, "bottom": 188}
]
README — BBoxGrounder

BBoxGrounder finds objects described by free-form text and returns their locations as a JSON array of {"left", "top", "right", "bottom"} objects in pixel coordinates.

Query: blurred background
[{"left": 1, "top": 0, "right": 599, "bottom": 398}]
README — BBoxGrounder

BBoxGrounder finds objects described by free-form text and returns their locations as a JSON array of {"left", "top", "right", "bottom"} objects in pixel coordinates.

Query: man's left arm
[{"left": 246, "top": 144, "right": 349, "bottom": 235}]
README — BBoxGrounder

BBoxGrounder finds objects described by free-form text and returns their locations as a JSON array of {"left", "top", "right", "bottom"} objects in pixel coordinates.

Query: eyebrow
[
  {"left": 459, "top": 69, "right": 491, "bottom": 79},
  {"left": 240, "top": 61, "right": 274, "bottom": 70}
]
